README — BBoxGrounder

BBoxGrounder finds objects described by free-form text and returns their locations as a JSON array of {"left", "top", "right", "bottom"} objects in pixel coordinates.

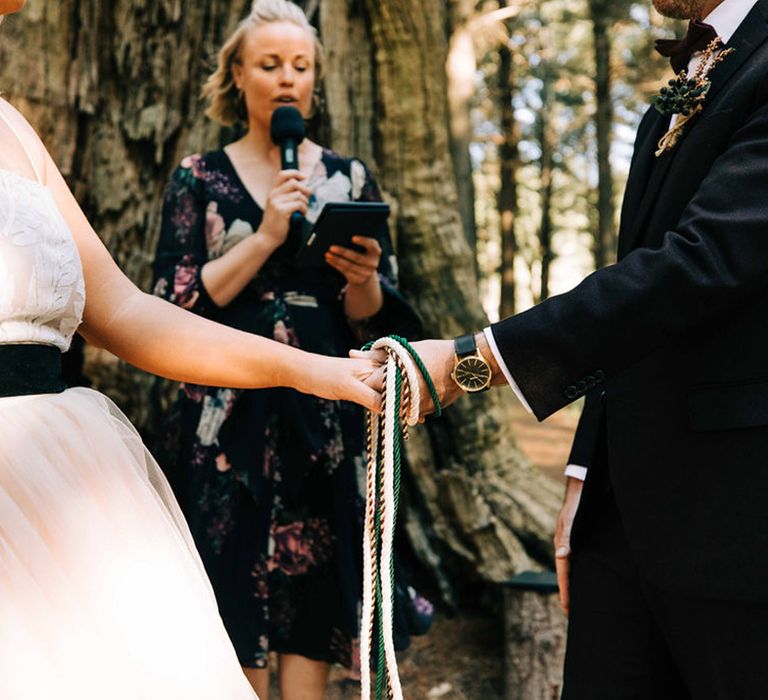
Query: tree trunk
[
  {"left": 590, "top": 0, "right": 617, "bottom": 268},
  {"left": 354, "top": 0, "right": 560, "bottom": 598},
  {"left": 0, "top": 0, "right": 250, "bottom": 426},
  {"left": 536, "top": 74, "right": 555, "bottom": 303},
  {"left": 497, "top": 25, "right": 521, "bottom": 318},
  {"left": 446, "top": 0, "right": 479, "bottom": 254},
  {"left": 503, "top": 587, "right": 566, "bottom": 699},
  {"left": 317, "top": 0, "right": 377, "bottom": 167}
]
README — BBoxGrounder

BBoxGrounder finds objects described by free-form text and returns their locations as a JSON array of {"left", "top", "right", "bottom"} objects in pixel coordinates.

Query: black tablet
[{"left": 295, "top": 201, "right": 390, "bottom": 269}]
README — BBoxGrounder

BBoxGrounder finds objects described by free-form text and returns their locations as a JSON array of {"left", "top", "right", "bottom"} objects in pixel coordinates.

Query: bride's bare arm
[{"left": 4, "top": 116, "right": 379, "bottom": 410}]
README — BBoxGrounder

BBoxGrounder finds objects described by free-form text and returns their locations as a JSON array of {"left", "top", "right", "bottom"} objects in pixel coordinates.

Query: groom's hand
[
  {"left": 554, "top": 476, "right": 584, "bottom": 616},
  {"left": 352, "top": 339, "right": 462, "bottom": 416},
  {"left": 353, "top": 333, "right": 508, "bottom": 418},
  {"left": 407, "top": 339, "right": 463, "bottom": 415},
  {"left": 406, "top": 335, "right": 511, "bottom": 416}
]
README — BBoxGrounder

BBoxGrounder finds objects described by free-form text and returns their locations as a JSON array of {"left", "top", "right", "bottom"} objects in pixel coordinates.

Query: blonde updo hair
[{"left": 203, "top": 0, "right": 324, "bottom": 125}]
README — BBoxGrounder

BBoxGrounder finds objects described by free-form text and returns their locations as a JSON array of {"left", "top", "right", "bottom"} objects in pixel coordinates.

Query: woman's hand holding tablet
[{"left": 295, "top": 201, "right": 390, "bottom": 269}]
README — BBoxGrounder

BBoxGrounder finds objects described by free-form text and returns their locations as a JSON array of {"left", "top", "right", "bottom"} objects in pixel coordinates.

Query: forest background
[{"left": 0, "top": 0, "right": 682, "bottom": 694}]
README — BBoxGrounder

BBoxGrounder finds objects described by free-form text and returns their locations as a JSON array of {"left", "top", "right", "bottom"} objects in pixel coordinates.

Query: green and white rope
[{"left": 360, "top": 336, "right": 441, "bottom": 700}]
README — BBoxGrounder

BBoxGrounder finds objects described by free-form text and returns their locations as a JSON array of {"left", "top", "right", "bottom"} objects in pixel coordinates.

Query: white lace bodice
[{"left": 0, "top": 170, "right": 85, "bottom": 351}]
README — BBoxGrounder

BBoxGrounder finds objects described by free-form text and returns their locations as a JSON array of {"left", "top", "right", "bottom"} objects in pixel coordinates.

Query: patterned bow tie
[{"left": 655, "top": 19, "right": 719, "bottom": 74}]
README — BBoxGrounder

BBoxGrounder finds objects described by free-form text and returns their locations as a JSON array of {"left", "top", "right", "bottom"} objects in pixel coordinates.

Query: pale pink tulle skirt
[{"left": 0, "top": 388, "right": 257, "bottom": 699}]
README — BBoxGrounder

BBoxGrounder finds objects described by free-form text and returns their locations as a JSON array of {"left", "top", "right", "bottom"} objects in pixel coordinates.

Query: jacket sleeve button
[{"left": 565, "top": 386, "right": 579, "bottom": 399}]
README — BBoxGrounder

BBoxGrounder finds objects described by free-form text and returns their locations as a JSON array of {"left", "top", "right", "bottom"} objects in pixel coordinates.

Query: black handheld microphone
[{"left": 270, "top": 106, "right": 306, "bottom": 230}]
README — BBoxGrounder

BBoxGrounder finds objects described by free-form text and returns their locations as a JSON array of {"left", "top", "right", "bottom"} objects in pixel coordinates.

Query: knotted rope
[{"left": 360, "top": 336, "right": 441, "bottom": 700}]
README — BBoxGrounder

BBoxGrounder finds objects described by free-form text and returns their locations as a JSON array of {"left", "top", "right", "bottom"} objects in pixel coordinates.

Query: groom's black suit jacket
[{"left": 491, "top": 1, "right": 768, "bottom": 601}]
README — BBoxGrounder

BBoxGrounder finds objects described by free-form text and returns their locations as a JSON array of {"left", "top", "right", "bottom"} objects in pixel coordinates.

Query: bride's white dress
[{"left": 0, "top": 167, "right": 258, "bottom": 698}]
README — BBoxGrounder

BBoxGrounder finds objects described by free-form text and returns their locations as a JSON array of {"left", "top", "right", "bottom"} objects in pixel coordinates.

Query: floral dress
[{"left": 152, "top": 148, "right": 431, "bottom": 670}]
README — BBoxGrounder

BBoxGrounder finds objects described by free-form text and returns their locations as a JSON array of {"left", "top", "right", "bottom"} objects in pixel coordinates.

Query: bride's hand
[{"left": 297, "top": 355, "right": 382, "bottom": 412}]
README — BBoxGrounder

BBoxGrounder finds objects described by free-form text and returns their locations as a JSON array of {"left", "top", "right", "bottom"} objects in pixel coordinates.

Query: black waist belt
[{"left": 0, "top": 344, "right": 66, "bottom": 398}]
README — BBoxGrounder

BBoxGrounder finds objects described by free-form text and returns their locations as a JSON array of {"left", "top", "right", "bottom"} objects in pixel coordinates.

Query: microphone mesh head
[{"left": 270, "top": 106, "right": 305, "bottom": 144}]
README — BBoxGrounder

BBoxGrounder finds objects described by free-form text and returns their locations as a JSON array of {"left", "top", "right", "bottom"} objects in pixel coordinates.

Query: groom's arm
[
  {"left": 406, "top": 96, "right": 768, "bottom": 421},
  {"left": 489, "top": 96, "right": 768, "bottom": 420}
]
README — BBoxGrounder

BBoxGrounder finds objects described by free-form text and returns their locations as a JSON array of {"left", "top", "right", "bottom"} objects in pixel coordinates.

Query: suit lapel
[{"left": 619, "top": 0, "right": 768, "bottom": 257}]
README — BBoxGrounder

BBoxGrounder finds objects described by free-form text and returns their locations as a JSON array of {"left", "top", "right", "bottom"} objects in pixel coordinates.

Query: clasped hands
[{"left": 351, "top": 338, "right": 480, "bottom": 419}]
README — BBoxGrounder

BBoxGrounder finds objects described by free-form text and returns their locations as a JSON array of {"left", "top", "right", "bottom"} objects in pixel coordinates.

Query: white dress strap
[{"left": 0, "top": 104, "right": 43, "bottom": 184}]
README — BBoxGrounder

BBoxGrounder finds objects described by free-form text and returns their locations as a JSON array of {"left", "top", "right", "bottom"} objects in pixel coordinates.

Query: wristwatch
[{"left": 451, "top": 333, "right": 492, "bottom": 393}]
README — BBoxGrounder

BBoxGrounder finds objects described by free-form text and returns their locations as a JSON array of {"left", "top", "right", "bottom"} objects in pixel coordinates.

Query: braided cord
[
  {"left": 361, "top": 336, "right": 442, "bottom": 699},
  {"left": 375, "top": 441, "right": 386, "bottom": 700},
  {"left": 361, "top": 399, "right": 381, "bottom": 699},
  {"left": 387, "top": 335, "right": 442, "bottom": 417}
]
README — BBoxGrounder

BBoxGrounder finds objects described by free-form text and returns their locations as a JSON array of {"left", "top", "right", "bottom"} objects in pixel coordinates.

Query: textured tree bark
[
  {"left": 0, "top": 0, "right": 560, "bottom": 601},
  {"left": 318, "top": 0, "right": 377, "bottom": 167},
  {"left": 0, "top": 0, "right": 249, "bottom": 425},
  {"left": 503, "top": 588, "right": 566, "bottom": 700},
  {"left": 590, "top": 0, "right": 617, "bottom": 269},
  {"left": 497, "top": 20, "right": 521, "bottom": 319},
  {"left": 446, "top": 0, "right": 479, "bottom": 254}
]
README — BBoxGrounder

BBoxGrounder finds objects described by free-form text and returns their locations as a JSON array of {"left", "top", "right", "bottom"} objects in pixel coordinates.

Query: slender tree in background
[
  {"left": 589, "top": 0, "right": 637, "bottom": 269},
  {"left": 533, "top": 40, "right": 557, "bottom": 302},
  {"left": 497, "top": 9, "right": 522, "bottom": 318},
  {"left": 590, "top": 0, "right": 618, "bottom": 268},
  {"left": 536, "top": 108, "right": 556, "bottom": 300}
]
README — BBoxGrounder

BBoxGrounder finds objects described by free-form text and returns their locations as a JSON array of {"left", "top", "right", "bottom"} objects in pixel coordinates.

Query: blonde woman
[
  {"left": 152, "top": 1, "right": 429, "bottom": 698},
  {"left": 0, "top": 1, "right": 383, "bottom": 698}
]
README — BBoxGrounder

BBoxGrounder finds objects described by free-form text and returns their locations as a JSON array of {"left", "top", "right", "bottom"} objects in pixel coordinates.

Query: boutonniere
[{"left": 652, "top": 38, "right": 735, "bottom": 156}]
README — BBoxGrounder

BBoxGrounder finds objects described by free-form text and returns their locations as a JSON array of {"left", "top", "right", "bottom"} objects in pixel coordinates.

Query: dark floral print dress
[{"left": 152, "top": 149, "right": 431, "bottom": 670}]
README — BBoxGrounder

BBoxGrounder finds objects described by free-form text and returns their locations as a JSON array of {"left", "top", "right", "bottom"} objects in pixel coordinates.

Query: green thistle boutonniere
[{"left": 652, "top": 38, "right": 735, "bottom": 156}]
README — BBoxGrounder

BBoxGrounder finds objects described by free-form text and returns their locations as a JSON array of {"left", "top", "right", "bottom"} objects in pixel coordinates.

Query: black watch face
[{"left": 455, "top": 357, "right": 492, "bottom": 391}]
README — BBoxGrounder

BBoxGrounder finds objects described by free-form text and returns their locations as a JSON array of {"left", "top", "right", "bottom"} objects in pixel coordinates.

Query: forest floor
[
  {"left": 323, "top": 611, "right": 504, "bottom": 699},
  {"left": 320, "top": 401, "right": 580, "bottom": 700}
]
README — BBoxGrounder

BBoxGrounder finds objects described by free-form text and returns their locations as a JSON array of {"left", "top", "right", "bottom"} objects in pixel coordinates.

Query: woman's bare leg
[
  {"left": 278, "top": 654, "right": 330, "bottom": 700},
  {"left": 243, "top": 666, "right": 270, "bottom": 699}
]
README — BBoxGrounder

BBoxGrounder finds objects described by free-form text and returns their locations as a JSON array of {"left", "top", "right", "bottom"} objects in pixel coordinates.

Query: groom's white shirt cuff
[
  {"left": 564, "top": 464, "right": 588, "bottom": 481},
  {"left": 483, "top": 327, "right": 533, "bottom": 414}
]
